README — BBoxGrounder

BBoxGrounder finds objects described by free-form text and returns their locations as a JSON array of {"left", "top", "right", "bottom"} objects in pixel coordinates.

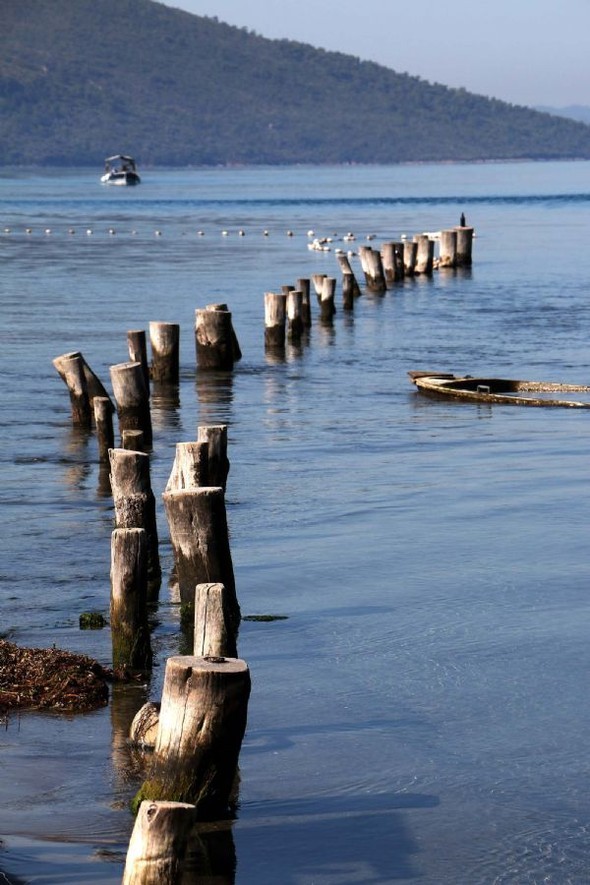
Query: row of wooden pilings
[{"left": 53, "top": 315, "right": 247, "bottom": 884}]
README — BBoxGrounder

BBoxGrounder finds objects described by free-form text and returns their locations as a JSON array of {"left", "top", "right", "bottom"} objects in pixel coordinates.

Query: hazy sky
[{"left": 159, "top": 0, "right": 589, "bottom": 108}]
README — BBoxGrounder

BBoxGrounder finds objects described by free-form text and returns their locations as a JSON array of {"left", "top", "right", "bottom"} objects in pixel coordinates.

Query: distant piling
[
  {"left": 150, "top": 322, "right": 180, "bottom": 383},
  {"left": 264, "top": 292, "right": 287, "bottom": 349},
  {"left": 455, "top": 226, "right": 474, "bottom": 267}
]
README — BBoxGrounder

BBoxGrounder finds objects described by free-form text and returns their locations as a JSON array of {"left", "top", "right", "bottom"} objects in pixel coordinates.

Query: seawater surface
[{"left": 1, "top": 161, "right": 590, "bottom": 884}]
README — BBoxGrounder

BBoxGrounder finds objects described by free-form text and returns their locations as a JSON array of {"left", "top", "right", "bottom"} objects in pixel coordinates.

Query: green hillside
[{"left": 3, "top": 0, "right": 590, "bottom": 167}]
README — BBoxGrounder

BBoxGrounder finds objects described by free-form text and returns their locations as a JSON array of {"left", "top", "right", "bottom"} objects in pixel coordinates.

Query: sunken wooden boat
[{"left": 408, "top": 371, "right": 590, "bottom": 408}]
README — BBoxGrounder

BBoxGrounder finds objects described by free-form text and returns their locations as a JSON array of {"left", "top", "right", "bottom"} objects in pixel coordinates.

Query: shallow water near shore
[{"left": 2, "top": 160, "right": 590, "bottom": 883}]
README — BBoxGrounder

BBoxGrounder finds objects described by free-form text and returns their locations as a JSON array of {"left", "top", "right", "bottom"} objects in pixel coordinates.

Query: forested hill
[{"left": 3, "top": 0, "right": 590, "bottom": 167}]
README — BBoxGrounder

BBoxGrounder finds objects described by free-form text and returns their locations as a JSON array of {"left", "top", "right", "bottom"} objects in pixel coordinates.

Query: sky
[{"left": 159, "top": 0, "right": 590, "bottom": 109}]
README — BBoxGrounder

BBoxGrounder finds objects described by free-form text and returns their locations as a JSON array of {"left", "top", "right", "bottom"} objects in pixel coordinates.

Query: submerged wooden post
[
  {"left": 264, "top": 292, "right": 287, "bottom": 349},
  {"left": 296, "top": 278, "right": 312, "bottom": 328},
  {"left": 162, "top": 487, "right": 239, "bottom": 625},
  {"left": 109, "top": 448, "right": 161, "bottom": 593},
  {"left": 54, "top": 352, "right": 92, "bottom": 426},
  {"left": 414, "top": 235, "right": 434, "bottom": 274},
  {"left": 439, "top": 229, "right": 457, "bottom": 267},
  {"left": 150, "top": 322, "right": 180, "bottom": 383},
  {"left": 122, "top": 429, "right": 145, "bottom": 452},
  {"left": 139, "top": 655, "right": 251, "bottom": 816},
  {"left": 194, "top": 582, "right": 237, "bottom": 659},
  {"left": 53, "top": 351, "right": 114, "bottom": 411},
  {"left": 319, "top": 276, "right": 336, "bottom": 321},
  {"left": 110, "top": 361, "right": 153, "bottom": 448},
  {"left": 197, "top": 424, "right": 229, "bottom": 491},
  {"left": 286, "top": 289, "right": 304, "bottom": 342},
  {"left": 128, "top": 330, "right": 150, "bottom": 392},
  {"left": 123, "top": 800, "right": 196, "bottom": 885},
  {"left": 110, "top": 527, "right": 152, "bottom": 672},
  {"left": 403, "top": 240, "right": 417, "bottom": 276},
  {"left": 195, "top": 306, "right": 239, "bottom": 370},
  {"left": 165, "top": 441, "right": 209, "bottom": 492},
  {"left": 94, "top": 396, "right": 115, "bottom": 462},
  {"left": 455, "top": 226, "right": 474, "bottom": 266}
]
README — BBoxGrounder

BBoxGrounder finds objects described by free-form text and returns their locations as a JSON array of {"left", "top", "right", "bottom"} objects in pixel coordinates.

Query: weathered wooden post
[
  {"left": 197, "top": 424, "right": 229, "bottom": 492},
  {"left": 110, "top": 527, "right": 152, "bottom": 672},
  {"left": 336, "top": 253, "right": 362, "bottom": 299},
  {"left": 122, "top": 429, "right": 145, "bottom": 452},
  {"left": 392, "top": 242, "right": 405, "bottom": 281},
  {"left": 403, "top": 240, "right": 417, "bottom": 276},
  {"left": 109, "top": 448, "right": 161, "bottom": 594},
  {"left": 165, "top": 441, "right": 209, "bottom": 492},
  {"left": 296, "top": 278, "right": 312, "bottom": 328},
  {"left": 381, "top": 242, "right": 396, "bottom": 288},
  {"left": 130, "top": 701, "right": 161, "bottom": 748},
  {"left": 195, "top": 305, "right": 240, "bottom": 371},
  {"left": 439, "top": 229, "right": 457, "bottom": 267},
  {"left": 137, "top": 655, "right": 251, "bottom": 816},
  {"left": 319, "top": 276, "right": 336, "bottom": 322},
  {"left": 360, "top": 246, "right": 387, "bottom": 291},
  {"left": 286, "top": 290, "right": 304, "bottom": 342},
  {"left": 110, "top": 361, "right": 153, "bottom": 448},
  {"left": 414, "top": 235, "right": 434, "bottom": 275},
  {"left": 194, "top": 582, "right": 237, "bottom": 659},
  {"left": 128, "top": 330, "right": 150, "bottom": 392},
  {"left": 149, "top": 322, "right": 180, "bottom": 384},
  {"left": 53, "top": 351, "right": 114, "bottom": 410},
  {"left": 311, "top": 273, "right": 327, "bottom": 300},
  {"left": 53, "top": 352, "right": 92, "bottom": 426},
  {"left": 94, "top": 396, "right": 115, "bottom": 462},
  {"left": 455, "top": 226, "right": 474, "bottom": 266},
  {"left": 162, "top": 487, "right": 239, "bottom": 626},
  {"left": 342, "top": 273, "right": 355, "bottom": 311},
  {"left": 123, "top": 800, "right": 196, "bottom": 885},
  {"left": 264, "top": 292, "right": 287, "bottom": 349}
]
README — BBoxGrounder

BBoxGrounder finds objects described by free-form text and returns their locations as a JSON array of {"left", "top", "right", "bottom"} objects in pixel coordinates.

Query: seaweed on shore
[{"left": 0, "top": 639, "right": 128, "bottom": 715}]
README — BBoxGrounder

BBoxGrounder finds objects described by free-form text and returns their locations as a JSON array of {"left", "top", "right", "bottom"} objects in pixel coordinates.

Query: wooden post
[
  {"left": 286, "top": 290, "right": 304, "bottom": 342},
  {"left": 414, "top": 235, "right": 434, "bottom": 274},
  {"left": 381, "top": 242, "right": 396, "bottom": 287},
  {"left": 149, "top": 322, "right": 180, "bottom": 383},
  {"left": 342, "top": 274, "right": 355, "bottom": 310},
  {"left": 110, "top": 361, "right": 153, "bottom": 448},
  {"left": 139, "top": 655, "right": 250, "bottom": 815},
  {"left": 439, "top": 229, "right": 457, "bottom": 267},
  {"left": 359, "top": 246, "right": 386, "bottom": 291},
  {"left": 336, "top": 253, "right": 362, "bottom": 298},
  {"left": 123, "top": 800, "right": 196, "bottom": 885},
  {"left": 296, "top": 278, "right": 312, "bottom": 328},
  {"left": 195, "top": 306, "right": 238, "bottom": 370},
  {"left": 109, "top": 448, "right": 161, "bottom": 594},
  {"left": 53, "top": 351, "right": 114, "bottom": 411},
  {"left": 165, "top": 441, "right": 209, "bottom": 493},
  {"left": 455, "top": 226, "right": 474, "bottom": 266},
  {"left": 403, "top": 240, "right": 417, "bottom": 276},
  {"left": 128, "top": 330, "right": 150, "bottom": 392},
  {"left": 206, "top": 303, "right": 242, "bottom": 362},
  {"left": 319, "top": 276, "right": 336, "bottom": 322},
  {"left": 194, "top": 582, "right": 237, "bottom": 659},
  {"left": 94, "top": 396, "right": 115, "bottom": 462},
  {"left": 122, "top": 429, "right": 145, "bottom": 452},
  {"left": 311, "top": 273, "right": 327, "bottom": 300},
  {"left": 264, "top": 292, "right": 287, "bottom": 349},
  {"left": 197, "top": 424, "right": 229, "bottom": 492},
  {"left": 54, "top": 352, "right": 92, "bottom": 426},
  {"left": 130, "top": 701, "right": 161, "bottom": 748},
  {"left": 110, "top": 528, "right": 152, "bottom": 672},
  {"left": 161, "top": 487, "right": 239, "bottom": 626}
]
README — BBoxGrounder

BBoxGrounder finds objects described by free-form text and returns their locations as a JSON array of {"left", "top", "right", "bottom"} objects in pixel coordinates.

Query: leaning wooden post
[
  {"left": 195, "top": 306, "right": 239, "bottom": 370},
  {"left": 150, "top": 322, "right": 180, "bottom": 383},
  {"left": 286, "top": 290, "right": 304, "bottom": 342},
  {"left": 128, "top": 330, "right": 150, "bottom": 392},
  {"left": 455, "top": 226, "right": 474, "bottom": 266},
  {"left": 165, "top": 441, "right": 209, "bottom": 492},
  {"left": 197, "top": 424, "right": 229, "bottom": 491},
  {"left": 110, "top": 361, "right": 153, "bottom": 448},
  {"left": 336, "top": 253, "right": 362, "bottom": 298},
  {"left": 403, "top": 240, "right": 417, "bottom": 276},
  {"left": 123, "top": 800, "right": 196, "bottom": 885},
  {"left": 138, "top": 655, "right": 251, "bottom": 816},
  {"left": 109, "top": 448, "right": 161, "bottom": 594},
  {"left": 264, "top": 292, "right": 287, "bottom": 350},
  {"left": 319, "top": 276, "right": 336, "bottom": 322},
  {"left": 94, "top": 396, "right": 115, "bottom": 462},
  {"left": 54, "top": 352, "right": 92, "bottom": 426},
  {"left": 110, "top": 528, "right": 152, "bottom": 672},
  {"left": 194, "top": 582, "right": 237, "bottom": 659},
  {"left": 414, "top": 235, "right": 434, "bottom": 274},
  {"left": 53, "top": 351, "right": 114, "bottom": 411},
  {"left": 296, "top": 278, "right": 312, "bottom": 328},
  {"left": 162, "top": 487, "right": 240, "bottom": 626}
]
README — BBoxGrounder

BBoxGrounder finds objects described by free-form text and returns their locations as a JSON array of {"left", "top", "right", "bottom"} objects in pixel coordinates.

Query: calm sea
[{"left": 1, "top": 161, "right": 590, "bottom": 884}]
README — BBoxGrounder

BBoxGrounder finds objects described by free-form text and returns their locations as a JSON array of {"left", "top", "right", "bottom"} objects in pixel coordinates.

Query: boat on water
[
  {"left": 100, "top": 154, "right": 141, "bottom": 186},
  {"left": 408, "top": 371, "right": 590, "bottom": 408}
]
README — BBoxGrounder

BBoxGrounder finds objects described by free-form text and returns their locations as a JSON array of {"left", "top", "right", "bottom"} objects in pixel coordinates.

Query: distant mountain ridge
[
  {"left": 3, "top": 0, "right": 590, "bottom": 167},
  {"left": 535, "top": 105, "right": 590, "bottom": 126}
]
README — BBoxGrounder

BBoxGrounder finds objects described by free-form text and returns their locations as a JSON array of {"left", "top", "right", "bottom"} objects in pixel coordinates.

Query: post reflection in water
[
  {"left": 150, "top": 380, "right": 181, "bottom": 432},
  {"left": 184, "top": 821, "right": 237, "bottom": 884},
  {"left": 195, "top": 370, "right": 234, "bottom": 427},
  {"left": 61, "top": 424, "right": 93, "bottom": 491}
]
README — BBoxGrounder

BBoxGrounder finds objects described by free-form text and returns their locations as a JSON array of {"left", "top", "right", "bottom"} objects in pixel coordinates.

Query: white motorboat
[{"left": 100, "top": 155, "right": 141, "bottom": 186}]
